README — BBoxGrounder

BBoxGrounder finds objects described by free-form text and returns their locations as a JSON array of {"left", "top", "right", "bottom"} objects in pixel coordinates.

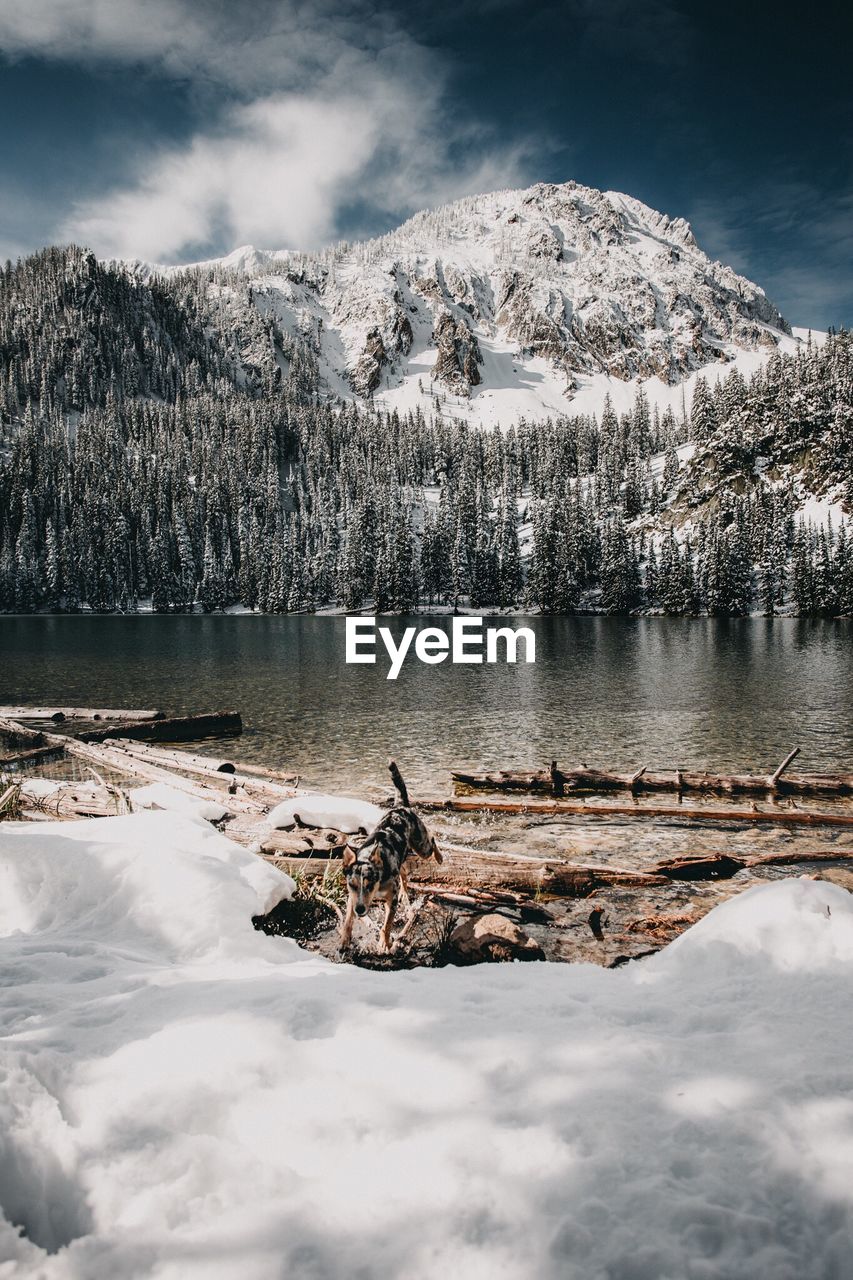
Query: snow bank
[
  {"left": 1, "top": 818, "right": 852, "bottom": 1279},
  {"left": 129, "top": 781, "right": 230, "bottom": 824},
  {"left": 0, "top": 811, "right": 293, "bottom": 959},
  {"left": 266, "top": 793, "right": 384, "bottom": 833},
  {"left": 658, "top": 876, "right": 853, "bottom": 973}
]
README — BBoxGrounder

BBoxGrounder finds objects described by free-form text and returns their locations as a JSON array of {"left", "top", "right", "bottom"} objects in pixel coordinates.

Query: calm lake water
[{"left": 1, "top": 615, "right": 851, "bottom": 794}]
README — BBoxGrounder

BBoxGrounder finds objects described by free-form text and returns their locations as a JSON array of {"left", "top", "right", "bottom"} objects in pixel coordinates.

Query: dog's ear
[
  {"left": 342, "top": 844, "right": 356, "bottom": 869},
  {"left": 432, "top": 839, "right": 444, "bottom": 865},
  {"left": 369, "top": 846, "right": 383, "bottom": 867}
]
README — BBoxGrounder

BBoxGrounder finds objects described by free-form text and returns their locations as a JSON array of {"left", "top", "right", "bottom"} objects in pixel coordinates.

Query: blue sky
[{"left": 0, "top": 0, "right": 850, "bottom": 328}]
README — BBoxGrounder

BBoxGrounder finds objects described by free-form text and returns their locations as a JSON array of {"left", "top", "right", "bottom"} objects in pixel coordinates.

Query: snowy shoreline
[
  {"left": 3, "top": 603, "right": 852, "bottom": 619},
  {"left": 2, "top": 810, "right": 852, "bottom": 1278}
]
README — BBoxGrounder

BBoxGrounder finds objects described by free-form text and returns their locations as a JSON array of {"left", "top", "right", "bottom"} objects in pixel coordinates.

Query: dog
[{"left": 340, "top": 760, "right": 442, "bottom": 952}]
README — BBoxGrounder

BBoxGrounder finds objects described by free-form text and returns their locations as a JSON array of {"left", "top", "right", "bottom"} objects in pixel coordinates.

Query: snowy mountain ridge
[{"left": 144, "top": 179, "right": 808, "bottom": 426}]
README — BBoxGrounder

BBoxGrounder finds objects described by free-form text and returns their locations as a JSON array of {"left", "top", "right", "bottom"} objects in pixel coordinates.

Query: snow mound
[
  {"left": 0, "top": 816, "right": 851, "bottom": 1279},
  {"left": 658, "top": 877, "right": 853, "bottom": 972},
  {"left": 266, "top": 793, "right": 384, "bottom": 833},
  {"left": 0, "top": 811, "right": 293, "bottom": 956},
  {"left": 130, "top": 781, "right": 230, "bottom": 824}
]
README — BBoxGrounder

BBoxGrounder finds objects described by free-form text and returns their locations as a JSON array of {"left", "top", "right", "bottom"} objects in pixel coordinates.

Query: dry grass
[{"left": 0, "top": 780, "right": 22, "bottom": 821}]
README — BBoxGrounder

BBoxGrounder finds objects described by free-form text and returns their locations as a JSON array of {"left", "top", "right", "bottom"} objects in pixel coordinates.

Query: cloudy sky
[{"left": 0, "top": 0, "right": 850, "bottom": 327}]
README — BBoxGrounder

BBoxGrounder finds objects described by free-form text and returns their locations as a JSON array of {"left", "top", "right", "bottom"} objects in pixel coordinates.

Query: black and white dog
[{"left": 340, "top": 761, "right": 442, "bottom": 952}]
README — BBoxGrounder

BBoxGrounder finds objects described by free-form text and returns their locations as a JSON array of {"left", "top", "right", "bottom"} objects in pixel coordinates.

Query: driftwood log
[
  {"left": 452, "top": 747, "right": 853, "bottom": 799},
  {"left": 262, "top": 827, "right": 349, "bottom": 856},
  {"left": 261, "top": 835, "right": 668, "bottom": 896},
  {"left": 18, "top": 784, "right": 130, "bottom": 820},
  {"left": 421, "top": 795, "right": 853, "bottom": 829},
  {"left": 72, "top": 743, "right": 265, "bottom": 815},
  {"left": 0, "top": 721, "right": 49, "bottom": 751},
  {"left": 655, "top": 848, "right": 853, "bottom": 880},
  {"left": 0, "top": 706, "right": 164, "bottom": 723},
  {"left": 105, "top": 739, "right": 298, "bottom": 797},
  {"left": 1, "top": 711, "right": 242, "bottom": 748},
  {"left": 78, "top": 710, "right": 242, "bottom": 744},
  {"left": 0, "top": 743, "right": 66, "bottom": 769},
  {"left": 262, "top": 835, "right": 853, "bottom": 897},
  {"left": 0, "top": 718, "right": 263, "bottom": 817}
]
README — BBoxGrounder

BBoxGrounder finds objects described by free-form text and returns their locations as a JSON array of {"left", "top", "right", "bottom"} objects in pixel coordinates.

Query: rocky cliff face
[{"left": 164, "top": 180, "right": 796, "bottom": 423}]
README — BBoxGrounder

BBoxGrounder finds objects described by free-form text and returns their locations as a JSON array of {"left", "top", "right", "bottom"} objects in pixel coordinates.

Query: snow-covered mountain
[{"left": 152, "top": 180, "right": 808, "bottom": 426}]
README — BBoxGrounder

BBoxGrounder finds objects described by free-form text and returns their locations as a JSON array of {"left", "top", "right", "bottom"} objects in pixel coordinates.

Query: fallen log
[
  {"left": 105, "top": 740, "right": 298, "bottom": 797},
  {"left": 422, "top": 795, "right": 853, "bottom": 829},
  {"left": 78, "top": 711, "right": 242, "bottom": 744},
  {"left": 221, "top": 759, "right": 300, "bottom": 784},
  {"left": 0, "top": 720, "right": 262, "bottom": 817},
  {"left": 632, "top": 847, "right": 853, "bottom": 882},
  {"left": 103, "top": 740, "right": 240, "bottom": 775},
  {"left": 263, "top": 834, "right": 853, "bottom": 899},
  {"left": 749, "top": 849, "right": 853, "bottom": 869},
  {"left": 260, "top": 843, "right": 667, "bottom": 897},
  {"left": 0, "top": 743, "right": 66, "bottom": 769},
  {"left": 259, "top": 827, "right": 348, "bottom": 856},
  {"left": 17, "top": 782, "right": 128, "bottom": 820},
  {"left": 417, "top": 888, "right": 555, "bottom": 924},
  {"left": 653, "top": 854, "right": 747, "bottom": 880},
  {"left": 77, "top": 744, "right": 264, "bottom": 815},
  {"left": 0, "top": 706, "right": 163, "bottom": 723},
  {"left": 0, "top": 717, "right": 42, "bottom": 740},
  {"left": 452, "top": 756, "right": 853, "bottom": 799},
  {"left": 0, "top": 720, "right": 48, "bottom": 750}
]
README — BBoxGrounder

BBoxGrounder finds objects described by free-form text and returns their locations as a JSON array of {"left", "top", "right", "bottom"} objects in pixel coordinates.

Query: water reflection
[{"left": 1, "top": 614, "right": 851, "bottom": 792}]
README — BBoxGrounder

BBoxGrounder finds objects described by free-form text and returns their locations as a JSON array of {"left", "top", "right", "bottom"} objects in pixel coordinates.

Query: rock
[
  {"left": 526, "top": 225, "right": 563, "bottom": 260},
  {"left": 432, "top": 311, "right": 482, "bottom": 392},
  {"left": 351, "top": 328, "right": 386, "bottom": 395},
  {"left": 449, "top": 912, "right": 545, "bottom": 963}
]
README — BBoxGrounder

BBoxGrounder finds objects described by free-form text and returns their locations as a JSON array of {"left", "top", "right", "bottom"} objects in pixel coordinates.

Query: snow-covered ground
[
  {"left": 371, "top": 337, "right": 805, "bottom": 430},
  {"left": 2, "top": 812, "right": 852, "bottom": 1278}
]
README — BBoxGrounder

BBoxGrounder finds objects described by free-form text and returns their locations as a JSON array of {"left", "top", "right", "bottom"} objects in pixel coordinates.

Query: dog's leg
[
  {"left": 380, "top": 889, "right": 399, "bottom": 952},
  {"left": 340, "top": 893, "right": 356, "bottom": 951},
  {"left": 399, "top": 863, "right": 412, "bottom": 911}
]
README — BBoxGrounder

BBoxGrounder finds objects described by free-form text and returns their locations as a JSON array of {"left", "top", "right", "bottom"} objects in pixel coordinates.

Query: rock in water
[{"left": 450, "top": 912, "right": 545, "bottom": 963}]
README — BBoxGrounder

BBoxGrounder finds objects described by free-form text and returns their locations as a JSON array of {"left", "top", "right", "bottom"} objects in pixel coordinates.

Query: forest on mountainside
[{"left": 1, "top": 247, "right": 851, "bottom": 617}]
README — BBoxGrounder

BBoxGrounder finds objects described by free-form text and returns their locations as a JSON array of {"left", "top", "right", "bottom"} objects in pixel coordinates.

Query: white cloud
[
  {"left": 67, "top": 93, "right": 381, "bottom": 260},
  {"left": 0, "top": 0, "right": 386, "bottom": 91},
  {"left": 0, "top": 0, "right": 538, "bottom": 260},
  {"left": 63, "top": 80, "right": 533, "bottom": 263}
]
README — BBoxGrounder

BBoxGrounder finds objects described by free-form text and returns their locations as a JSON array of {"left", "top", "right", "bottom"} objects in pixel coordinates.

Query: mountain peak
[{"left": 170, "top": 178, "right": 798, "bottom": 426}]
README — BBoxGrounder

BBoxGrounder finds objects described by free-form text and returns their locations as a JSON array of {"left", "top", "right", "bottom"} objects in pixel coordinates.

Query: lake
[{"left": 1, "top": 614, "right": 851, "bottom": 794}]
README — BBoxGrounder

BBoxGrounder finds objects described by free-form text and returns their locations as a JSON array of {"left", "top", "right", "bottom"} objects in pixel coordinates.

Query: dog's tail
[{"left": 388, "top": 758, "right": 410, "bottom": 808}]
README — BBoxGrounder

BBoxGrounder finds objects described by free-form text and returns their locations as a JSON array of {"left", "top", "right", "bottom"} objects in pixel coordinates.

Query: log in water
[
  {"left": 452, "top": 751, "right": 853, "bottom": 799},
  {"left": 0, "top": 706, "right": 164, "bottom": 723},
  {"left": 422, "top": 794, "right": 853, "bottom": 828},
  {"left": 78, "top": 711, "right": 242, "bottom": 743}
]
